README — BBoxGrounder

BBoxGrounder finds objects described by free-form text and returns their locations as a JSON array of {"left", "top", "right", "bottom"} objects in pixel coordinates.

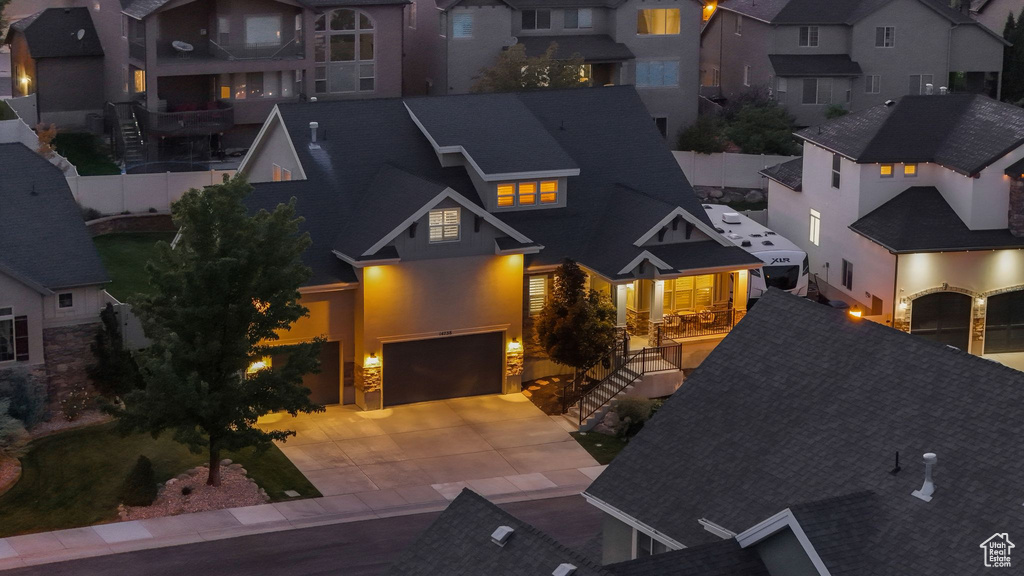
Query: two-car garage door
[{"left": 383, "top": 332, "right": 504, "bottom": 407}]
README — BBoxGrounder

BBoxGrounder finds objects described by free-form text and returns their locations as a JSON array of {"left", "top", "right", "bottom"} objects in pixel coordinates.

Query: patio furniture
[{"left": 172, "top": 40, "right": 193, "bottom": 59}]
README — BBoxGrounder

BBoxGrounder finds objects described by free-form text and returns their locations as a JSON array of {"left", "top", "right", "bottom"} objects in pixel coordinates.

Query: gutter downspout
[
  {"left": 891, "top": 252, "right": 899, "bottom": 327},
  {"left": 946, "top": 24, "right": 957, "bottom": 92}
]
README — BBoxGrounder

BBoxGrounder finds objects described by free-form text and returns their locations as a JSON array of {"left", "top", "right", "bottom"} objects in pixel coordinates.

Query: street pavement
[{"left": 0, "top": 495, "right": 603, "bottom": 576}]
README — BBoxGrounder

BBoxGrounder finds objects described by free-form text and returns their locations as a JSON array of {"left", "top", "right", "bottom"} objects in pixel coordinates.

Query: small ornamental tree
[
  {"left": 113, "top": 176, "right": 324, "bottom": 486},
  {"left": 473, "top": 42, "right": 585, "bottom": 93},
  {"left": 724, "top": 102, "right": 800, "bottom": 156},
  {"left": 120, "top": 455, "right": 158, "bottom": 506},
  {"left": 534, "top": 260, "right": 617, "bottom": 378},
  {"left": 89, "top": 303, "right": 144, "bottom": 398},
  {"left": 677, "top": 116, "right": 727, "bottom": 153}
]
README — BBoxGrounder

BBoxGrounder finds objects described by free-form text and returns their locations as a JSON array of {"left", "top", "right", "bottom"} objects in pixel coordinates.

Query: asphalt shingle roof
[
  {"left": 386, "top": 489, "right": 611, "bottom": 576},
  {"left": 849, "top": 186, "right": 1024, "bottom": 252},
  {"left": 607, "top": 539, "right": 770, "bottom": 576},
  {"left": 797, "top": 94, "right": 1024, "bottom": 176},
  {"left": 247, "top": 87, "right": 731, "bottom": 286},
  {"left": 8, "top": 8, "right": 103, "bottom": 58},
  {"left": 772, "top": 0, "right": 974, "bottom": 24},
  {"left": 585, "top": 289, "right": 1024, "bottom": 575},
  {"left": 121, "top": 0, "right": 173, "bottom": 19},
  {"left": 0, "top": 143, "right": 108, "bottom": 291},
  {"left": 759, "top": 157, "right": 802, "bottom": 191},
  {"left": 768, "top": 54, "right": 862, "bottom": 77},
  {"left": 516, "top": 34, "right": 634, "bottom": 62},
  {"left": 712, "top": 0, "right": 791, "bottom": 22},
  {"left": 123, "top": 0, "right": 407, "bottom": 19}
]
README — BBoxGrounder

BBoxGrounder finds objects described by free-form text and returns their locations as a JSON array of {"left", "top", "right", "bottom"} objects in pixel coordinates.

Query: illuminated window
[
  {"left": 636, "top": 9, "right": 680, "bottom": 35},
  {"left": 497, "top": 183, "right": 516, "bottom": 207},
  {"left": 904, "top": 163, "right": 917, "bottom": 177},
  {"left": 529, "top": 276, "right": 547, "bottom": 315},
  {"left": 540, "top": 181, "right": 558, "bottom": 203},
  {"left": 809, "top": 209, "right": 821, "bottom": 246},
  {"left": 669, "top": 275, "right": 714, "bottom": 312},
  {"left": 273, "top": 164, "right": 282, "bottom": 182},
  {"left": 283, "top": 167, "right": 292, "bottom": 181},
  {"left": 429, "top": 208, "right": 460, "bottom": 242},
  {"left": 880, "top": 164, "right": 893, "bottom": 178},
  {"left": 518, "top": 182, "right": 537, "bottom": 205},
  {"left": 133, "top": 69, "right": 146, "bottom": 94}
]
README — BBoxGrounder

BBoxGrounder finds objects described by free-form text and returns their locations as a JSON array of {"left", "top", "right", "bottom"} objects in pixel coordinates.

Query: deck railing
[
  {"left": 133, "top": 102, "right": 234, "bottom": 137},
  {"left": 658, "top": 308, "right": 741, "bottom": 340},
  {"left": 208, "top": 38, "right": 303, "bottom": 60},
  {"left": 574, "top": 342, "right": 683, "bottom": 427}
]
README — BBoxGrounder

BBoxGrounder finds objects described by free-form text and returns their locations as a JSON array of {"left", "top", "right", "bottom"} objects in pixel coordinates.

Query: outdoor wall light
[
  {"left": 899, "top": 300, "right": 908, "bottom": 310},
  {"left": 848, "top": 307, "right": 863, "bottom": 318},
  {"left": 506, "top": 338, "right": 524, "bottom": 376},
  {"left": 976, "top": 297, "right": 986, "bottom": 306},
  {"left": 246, "top": 357, "right": 270, "bottom": 375},
  {"left": 363, "top": 353, "right": 382, "bottom": 393}
]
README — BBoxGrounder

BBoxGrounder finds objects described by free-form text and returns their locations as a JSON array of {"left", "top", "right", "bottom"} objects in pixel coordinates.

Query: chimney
[
  {"left": 939, "top": 86, "right": 948, "bottom": 95},
  {"left": 925, "top": 83, "right": 933, "bottom": 95},
  {"left": 552, "top": 564, "right": 577, "bottom": 576},
  {"left": 1010, "top": 174, "right": 1024, "bottom": 237},
  {"left": 911, "top": 453, "right": 937, "bottom": 502},
  {"left": 491, "top": 526, "right": 514, "bottom": 547},
  {"left": 309, "top": 121, "right": 320, "bottom": 149}
]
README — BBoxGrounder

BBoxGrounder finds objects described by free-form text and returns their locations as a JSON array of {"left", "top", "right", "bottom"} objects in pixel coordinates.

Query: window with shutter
[
  {"left": 453, "top": 13, "right": 473, "bottom": 38},
  {"left": 428, "top": 208, "right": 460, "bottom": 242},
  {"left": 529, "top": 276, "right": 547, "bottom": 315}
]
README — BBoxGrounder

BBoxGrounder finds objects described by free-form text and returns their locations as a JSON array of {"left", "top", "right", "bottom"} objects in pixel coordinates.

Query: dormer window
[
  {"left": 880, "top": 164, "right": 893, "bottom": 178},
  {"left": 497, "top": 181, "right": 559, "bottom": 208},
  {"left": 904, "top": 163, "right": 917, "bottom": 177},
  {"left": 429, "top": 208, "right": 460, "bottom": 242}
]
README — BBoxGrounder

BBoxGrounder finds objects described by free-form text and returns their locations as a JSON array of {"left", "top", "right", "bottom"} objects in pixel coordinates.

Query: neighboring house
[
  {"left": 700, "top": 0, "right": 1006, "bottom": 126},
  {"left": 0, "top": 143, "right": 110, "bottom": 408},
  {"left": 402, "top": 0, "right": 702, "bottom": 139},
  {"left": 764, "top": 93, "right": 1024, "bottom": 371},
  {"left": 971, "top": 0, "right": 1024, "bottom": 33},
  {"left": 5, "top": 7, "right": 106, "bottom": 126},
  {"left": 584, "top": 289, "right": 1024, "bottom": 572},
  {"left": 8, "top": 0, "right": 407, "bottom": 164},
  {"left": 236, "top": 86, "right": 760, "bottom": 412}
]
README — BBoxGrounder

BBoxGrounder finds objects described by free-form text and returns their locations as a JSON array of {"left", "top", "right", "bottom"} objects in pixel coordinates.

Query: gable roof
[
  {"left": 849, "top": 185, "right": 1024, "bottom": 253},
  {"left": 607, "top": 539, "right": 770, "bottom": 576},
  {"left": 759, "top": 157, "right": 802, "bottom": 191},
  {"left": 585, "top": 289, "right": 1024, "bottom": 574},
  {"left": 245, "top": 87, "right": 749, "bottom": 286},
  {"left": 797, "top": 94, "right": 1024, "bottom": 176},
  {"left": 710, "top": 0, "right": 792, "bottom": 23},
  {"left": 386, "top": 489, "right": 611, "bottom": 576},
  {"left": 0, "top": 144, "right": 108, "bottom": 292},
  {"left": 773, "top": 0, "right": 974, "bottom": 25},
  {"left": 7, "top": 8, "right": 104, "bottom": 58}
]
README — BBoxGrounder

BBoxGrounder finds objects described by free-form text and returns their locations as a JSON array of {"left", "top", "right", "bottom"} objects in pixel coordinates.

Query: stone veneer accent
[
  {"left": 42, "top": 323, "right": 100, "bottom": 410},
  {"left": 1010, "top": 178, "right": 1024, "bottom": 238}
]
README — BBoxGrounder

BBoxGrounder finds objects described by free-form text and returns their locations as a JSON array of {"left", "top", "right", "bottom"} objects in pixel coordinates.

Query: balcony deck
[{"left": 135, "top": 102, "right": 234, "bottom": 137}]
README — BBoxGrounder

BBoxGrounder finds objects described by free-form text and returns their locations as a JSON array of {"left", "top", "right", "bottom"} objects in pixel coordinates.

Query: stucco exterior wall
[
  {"left": 601, "top": 513, "right": 635, "bottom": 564},
  {"left": 772, "top": 24, "right": 850, "bottom": 55},
  {"left": 776, "top": 76, "right": 854, "bottom": 127},
  {"left": 950, "top": 23, "right": 1005, "bottom": 76},
  {"left": 0, "top": 271, "right": 45, "bottom": 369},
  {"left": 240, "top": 112, "right": 303, "bottom": 183},
  {"left": 8, "top": 34, "right": 36, "bottom": 101},
  {"left": 700, "top": 11, "right": 773, "bottom": 102},
  {"left": 41, "top": 285, "right": 108, "bottom": 329},
  {"left": 93, "top": 0, "right": 132, "bottom": 104},
  {"left": 444, "top": 4, "right": 515, "bottom": 94}
]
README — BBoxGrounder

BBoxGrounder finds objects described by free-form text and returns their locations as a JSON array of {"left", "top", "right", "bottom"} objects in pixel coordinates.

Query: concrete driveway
[{"left": 258, "top": 394, "right": 602, "bottom": 507}]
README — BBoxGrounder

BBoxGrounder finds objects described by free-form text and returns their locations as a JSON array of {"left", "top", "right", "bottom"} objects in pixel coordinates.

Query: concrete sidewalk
[{"left": 0, "top": 464, "right": 605, "bottom": 571}]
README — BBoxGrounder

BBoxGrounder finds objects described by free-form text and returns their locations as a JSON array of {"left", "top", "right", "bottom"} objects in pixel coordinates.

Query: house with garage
[
  {"left": 0, "top": 143, "right": 110, "bottom": 408},
  {"left": 700, "top": 0, "right": 1006, "bottom": 126},
  {"left": 764, "top": 93, "right": 1024, "bottom": 371},
  {"left": 402, "top": 0, "right": 702, "bottom": 139},
  {"left": 585, "top": 289, "right": 1024, "bottom": 571},
  {"left": 237, "top": 85, "right": 761, "bottom": 413}
]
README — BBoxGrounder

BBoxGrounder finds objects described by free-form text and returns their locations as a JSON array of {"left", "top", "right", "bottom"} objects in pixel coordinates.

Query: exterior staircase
[
  {"left": 564, "top": 366, "right": 641, "bottom": 431},
  {"left": 107, "top": 102, "right": 146, "bottom": 168}
]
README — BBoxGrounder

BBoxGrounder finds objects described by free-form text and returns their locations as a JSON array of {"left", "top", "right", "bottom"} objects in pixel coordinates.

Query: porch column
[
  {"left": 648, "top": 280, "right": 665, "bottom": 345},
  {"left": 614, "top": 284, "right": 628, "bottom": 328},
  {"left": 733, "top": 270, "right": 749, "bottom": 314}
]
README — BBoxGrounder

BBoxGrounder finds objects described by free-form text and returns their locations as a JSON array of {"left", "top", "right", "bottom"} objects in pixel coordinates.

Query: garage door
[
  {"left": 272, "top": 341, "right": 340, "bottom": 405},
  {"left": 383, "top": 332, "right": 503, "bottom": 406},
  {"left": 911, "top": 292, "right": 972, "bottom": 350}
]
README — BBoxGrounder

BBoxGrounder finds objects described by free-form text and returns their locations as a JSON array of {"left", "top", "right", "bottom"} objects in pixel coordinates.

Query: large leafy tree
[
  {"left": 724, "top": 101, "right": 800, "bottom": 155},
  {"left": 114, "top": 177, "right": 324, "bottom": 486},
  {"left": 535, "top": 260, "right": 617, "bottom": 377},
  {"left": 473, "top": 43, "right": 585, "bottom": 93}
]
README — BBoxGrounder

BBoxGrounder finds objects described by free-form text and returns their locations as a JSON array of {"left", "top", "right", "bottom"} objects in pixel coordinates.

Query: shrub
[
  {"left": 0, "top": 401, "right": 28, "bottom": 457},
  {"left": 89, "top": 303, "right": 144, "bottom": 397},
  {"left": 825, "top": 104, "right": 849, "bottom": 119},
  {"left": 0, "top": 370, "right": 47, "bottom": 428},
  {"left": 676, "top": 116, "right": 727, "bottom": 153},
  {"left": 60, "top": 385, "right": 91, "bottom": 422},
  {"left": 81, "top": 206, "right": 102, "bottom": 221},
  {"left": 121, "top": 455, "right": 158, "bottom": 506},
  {"left": 613, "top": 397, "right": 663, "bottom": 438},
  {"left": 181, "top": 486, "right": 192, "bottom": 496},
  {"left": 724, "top": 102, "right": 801, "bottom": 156}
]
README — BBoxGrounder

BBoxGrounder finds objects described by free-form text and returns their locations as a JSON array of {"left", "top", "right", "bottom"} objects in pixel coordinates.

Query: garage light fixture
[{"left": 848, "top": 307, "right": 863, "bottom": 318}]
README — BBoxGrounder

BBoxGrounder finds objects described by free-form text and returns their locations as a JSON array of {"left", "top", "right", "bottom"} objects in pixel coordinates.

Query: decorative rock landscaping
[
  {"left": 0, "top": 456, "right": 21, "bottom": 497},
  {"left": 119, "top": 460, "right": 269, "bottom": 521}
]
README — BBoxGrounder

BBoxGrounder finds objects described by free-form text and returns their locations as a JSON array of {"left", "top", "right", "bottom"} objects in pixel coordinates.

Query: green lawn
[
  {"left": 0, "top": 423, "right": 320, "bottom": 537},
  {"left": 53, "top": 133, "right": 121, "bottom": 176},
  {"left": 571, "top": 431, "right": 629, "bottom": 465},
  {"left": 93, "top": 232, "right": 176, "bottom": 302}
]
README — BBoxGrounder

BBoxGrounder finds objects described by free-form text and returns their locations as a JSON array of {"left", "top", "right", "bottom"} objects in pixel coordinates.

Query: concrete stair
[{"left": 564, "top": 367, "right": 642, "bottom": 431}]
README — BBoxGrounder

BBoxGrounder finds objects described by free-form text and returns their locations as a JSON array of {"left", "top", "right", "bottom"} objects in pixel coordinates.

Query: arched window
[
  {"left": 313, "top": 9, "right": 375, "bottom": 94},
  {"left": 985, "top": 291, "right": 1024, "bottom": 353},
  {"left": 910, "top": 292, "right": 972, "bottom": 350}
]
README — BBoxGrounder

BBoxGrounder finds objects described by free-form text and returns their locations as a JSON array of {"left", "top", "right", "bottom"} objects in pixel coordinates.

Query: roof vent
[
  {"left": 925, "top": 83, "right": 933, "bottom": 95},
  {"left": 750, "top": 233, "right": 762, "bottom": 238},
  {"left": 765, "top": 231, "right": 776, "bottom": 235},
  {"left": 552, "top": 564, "right": 577, "bottom": 576},
  {"left": 726, "top": 233, "right": 742, "bottom": 240},
  {"left": 939, "top": 86, "right": 948, "bottom": 95},
  {"left": 714, "top": 227, "right": 724, "bottom": 233},
  {"left": 309, "top": 121, "right": 320, "bottom": 150},
  {"left": 884, "top": 99, "right": 896, "bottom": 107},
  {"left": 722, "top": 212, "right": 741, "bottom": 225},
  {"left": 740, "top": 240, "right": 752, "bottom": 247},
  {"left": 762, "top": 240, "right": 774, "bottom": 246},
  {"left": 911, "top": 453, "right": 937, "bottom": 502},
  {"left": 491, "top": 526, "right": 514, "bottom": 547},
  {"left": 702, "top": 204, "right": 713, "bottom": 208},
  {"left": 309, "top": 96, "right": 318, "bottom": 102}
]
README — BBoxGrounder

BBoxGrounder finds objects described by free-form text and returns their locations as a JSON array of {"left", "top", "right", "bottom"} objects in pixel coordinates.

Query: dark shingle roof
[
  {"left": 298, "top": 0, "right": 411, "bottom": 6},
  {"left": 712, "top": 0, "right": 792, "bottom": 22},
  {"left": 797, "top": 94, "right": 1024, "bottom": 176},
  {"left": 386, "top": 489, "right": 611, "bottom": 576},
  {"left": 608, "top": 539, "right": 770, "bottom": 576},
  {"left": 516, "top": 35, "right": 634, "bottom": 62},
  {"left": 121, "top": 0, "right": 172, "bottom": 19},
  {"left": 247, "top": 87, "right": 727, "bottom": 286},
  {"left": 8, "top": 8, "right": 103, "bottom": 59},
  {"left": 0, "top": 144, "right": 108, "bottom": 291},
  {"left": 405, "top": 93, "right": 579, "bottom": 177},
  {"left": 773, "top": 0, "right": 975, "bottom": 24},
  {"left": 759, "top": 157, "right": 802, "bottom": 191},
  {"left": 768, "top": 54, "right": 862, "bottom": 77},
  {"left": 849, "top": 186, "right": 1024, "bottom": 253},
  {"left": 585, "top": 289, "right": 1024, "bottom": 575},
  {"left": 505, "top": 0, "right": 625, "bottom": 8}
]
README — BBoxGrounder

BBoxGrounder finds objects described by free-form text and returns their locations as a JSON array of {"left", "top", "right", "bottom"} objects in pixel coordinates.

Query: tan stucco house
[
  {"left": 0, "top": 143, "right": 110, "bottom": 406},
  {"left": 237, "top": 86, "right": 761, "bottom": 412}
]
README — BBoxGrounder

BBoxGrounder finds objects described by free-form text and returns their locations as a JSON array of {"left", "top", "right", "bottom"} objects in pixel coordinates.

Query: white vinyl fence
[
  {"left": 4, "top": 93, "right": 37, "bottom": 126},
  {"left": 68, "top": 170, "right": 236, "bottom": 215},
  {"left": 674, "top": 151, "right": 799, "bottom": 190},
  {"left": 0, "top": 115, "right": 78, "bottom": 176}
]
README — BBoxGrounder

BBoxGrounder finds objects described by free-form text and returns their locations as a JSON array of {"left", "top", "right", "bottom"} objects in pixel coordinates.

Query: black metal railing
[
  {"left": 129, "top": 39, "right": 147, "bottom": 61},
  {"left": 575, "top": 342, "right": 683, "bottom": 426},
  {"left": 209, "top": 38, "right": 303, "bottom": 60},
  {"left": 133, "top": 101, "right": 234, "bottom": 137},
  {"left": 659, "top": 308, "right": 739, "bottom": 340}
]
